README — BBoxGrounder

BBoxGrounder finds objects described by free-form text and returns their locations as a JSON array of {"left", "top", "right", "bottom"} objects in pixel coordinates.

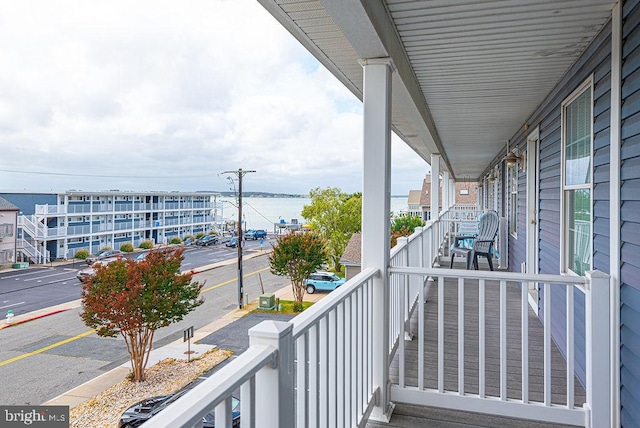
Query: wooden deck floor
[{"left": 368, "top": 269, "right": 586, "bottom": 428}]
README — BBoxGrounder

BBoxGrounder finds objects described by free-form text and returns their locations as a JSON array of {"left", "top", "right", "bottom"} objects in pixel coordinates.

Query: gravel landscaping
[{"left": 70, "top": 348, "right": 232, "bottom": 428}]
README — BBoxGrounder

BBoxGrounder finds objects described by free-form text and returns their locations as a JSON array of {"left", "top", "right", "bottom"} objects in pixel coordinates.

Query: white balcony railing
[
  {"left": 143, "top": 208, "right": 611, "bottom": 427},
  {"left": 147, "top": 267, "right": 379, "bottom": 428}
]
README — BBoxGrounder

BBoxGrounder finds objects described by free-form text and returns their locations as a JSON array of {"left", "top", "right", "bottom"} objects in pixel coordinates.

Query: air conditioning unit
[{"left": 259, "top": 293, "right": 276, "bottom": 310}]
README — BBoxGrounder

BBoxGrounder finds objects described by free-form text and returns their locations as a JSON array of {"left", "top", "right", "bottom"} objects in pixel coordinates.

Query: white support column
[
  {"left": 249, "top": 320, "right": 295, "bottom": 428},
  {"left": 431, "top": 154, "right": 441, "bottom": 220},
  {"left": 585, "top": 270, "right": 612, "bottom": 428},
  {"left": 359, "top": 57, "right": 394, "bottom": 422},
  {"left": 609, "top": 3, "right": 622, "bottom": 426},
  {"left": 449, "top": 178, "right": 455, "bottom": 208},
  {"left": 442, "top": 171, "right": 450, "bottom": 212}
]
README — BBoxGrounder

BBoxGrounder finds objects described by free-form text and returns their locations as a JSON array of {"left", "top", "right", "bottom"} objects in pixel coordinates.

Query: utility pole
[{"left": 222, "top": 168, "right": 255, "bottom": 309}]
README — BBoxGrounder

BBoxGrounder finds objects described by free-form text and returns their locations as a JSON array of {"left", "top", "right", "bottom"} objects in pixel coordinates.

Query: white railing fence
[
  {"left": 146, "top": 267, "right": 379, "bottom": 428},
  {"left": 387, "top": 266, "right": 611, "bottom": 427}
]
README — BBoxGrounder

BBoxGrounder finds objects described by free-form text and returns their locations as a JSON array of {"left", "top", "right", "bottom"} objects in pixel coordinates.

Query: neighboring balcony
[{"left": 145, "top": 206, "right": 611, "bottom": 428}]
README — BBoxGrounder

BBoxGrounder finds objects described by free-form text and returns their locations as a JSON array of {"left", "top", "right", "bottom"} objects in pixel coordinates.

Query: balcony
[{"left": 145, "top": 207, "right": 610, "bottom": 428}]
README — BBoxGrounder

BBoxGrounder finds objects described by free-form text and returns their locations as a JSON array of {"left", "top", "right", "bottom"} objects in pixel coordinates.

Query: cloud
[{"left": 0, "top": 0, "right": 428, "bottom": 195}]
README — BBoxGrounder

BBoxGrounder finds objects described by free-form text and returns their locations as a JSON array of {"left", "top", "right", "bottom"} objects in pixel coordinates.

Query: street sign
[
  {"left": 183, "top": 326, "right": 194, "bottom": 362},
  {"left": 183, "top": 326, "right": 194, "bottom": 342}
]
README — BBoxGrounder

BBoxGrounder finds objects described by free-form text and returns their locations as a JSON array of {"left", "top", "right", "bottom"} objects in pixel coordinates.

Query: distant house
[
  {"left": 339, "top": 232, "right": 361, "bottom": 280},
  {"left": 406, "top": 174, "right": 479, "bottom": 220},
  {"left": 0, "top": 197, "right": 19, "bottom": 265}
]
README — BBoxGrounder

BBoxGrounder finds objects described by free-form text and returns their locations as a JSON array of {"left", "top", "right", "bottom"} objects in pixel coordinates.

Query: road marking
[
  {"left": 0, "top": 330, "right": 95, "bottom": 368},
  {"left": 0, "top": 302, "right": 25, "bottom": 310},
  {"left": 0, "top": 266, "right": 271, "bottom": 367},
  {"left": 1, "top": 269, "right": 50, "bottom": 279},
  {"left": 201, "top": 267, "right": 269, "bottom": 293},
  {"left": 23, "top": 271, "right": 74, "bottom": 282}
]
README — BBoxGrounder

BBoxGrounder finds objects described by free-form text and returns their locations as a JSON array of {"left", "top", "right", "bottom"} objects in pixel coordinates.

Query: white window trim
[{"left": 560, "top": 76, "right": 594, "bottom": 276}]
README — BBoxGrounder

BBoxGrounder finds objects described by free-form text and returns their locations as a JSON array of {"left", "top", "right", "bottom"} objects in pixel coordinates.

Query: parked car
[
  {"left": 196, "top": 235, "right": 219, "bottom": 246},
  {"left": 183, "top": 237, "right": 194, "bottom": 246},
  {"left": 86, "top": 249, "right": 124, "bottom": 265},
  {"left": 244, "top": 229, "right": 267, "bottom": 240},
  {"left": 77, "top": 258, "right": 118, "bottom": 283},
  {"left": 119, "top": 391, "right": 240, "bottom": 428},
  {"left": 225, "top": 237, "right": 238, "bottom": 248},
  {"left": 303, "top": 271, "right": 346, "bottom": 294}
]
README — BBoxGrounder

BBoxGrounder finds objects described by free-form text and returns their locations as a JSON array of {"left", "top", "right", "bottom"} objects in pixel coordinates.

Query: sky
[{"left": 0, "top": 0, "right": 429, "bottom": 196}]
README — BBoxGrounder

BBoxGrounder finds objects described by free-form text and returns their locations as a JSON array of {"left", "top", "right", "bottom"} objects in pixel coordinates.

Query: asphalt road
[
  {"left": 0, "top": 238, "right": 274, "bottom": 317},
  {"left": 0, "top": 253, "right": 290, "bottom": 406}
]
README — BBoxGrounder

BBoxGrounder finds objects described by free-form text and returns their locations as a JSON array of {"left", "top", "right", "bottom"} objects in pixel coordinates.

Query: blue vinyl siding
[
  {"left": 621, "top": 0, "right": 640, "bottom": 425},
  {"left": 503, "top": 20, "right": 612, "bottom": 388}
]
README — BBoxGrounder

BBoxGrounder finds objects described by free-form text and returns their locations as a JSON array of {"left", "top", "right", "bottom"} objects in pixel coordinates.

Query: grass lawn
[{"left": 253, "top": 300, "right": 314, "bottom": 315}]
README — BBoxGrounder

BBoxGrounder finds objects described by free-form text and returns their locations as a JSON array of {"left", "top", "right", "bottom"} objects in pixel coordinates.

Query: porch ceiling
[{"left": 258, "top": 0, "right": 616, "bottom": 180}]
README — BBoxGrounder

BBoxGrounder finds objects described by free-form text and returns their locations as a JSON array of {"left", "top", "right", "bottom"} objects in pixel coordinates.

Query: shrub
[
  {"left": 169, "top": 237, "right": 182, "bottom": 245},
  {"left": 100, "top": 246, "right": 112, "bottom": 252},
  {"left": 120, "top": 242, "right": 134, "bottom": 252},
  {"left": 139, "top": 240, "right": 154, "bottom": 250},
  {"left": 195, "top": 232, "right": 206, "bottom": 239},
  {"left": 75, "top": 249, "right": 90, "bottom": 260}
]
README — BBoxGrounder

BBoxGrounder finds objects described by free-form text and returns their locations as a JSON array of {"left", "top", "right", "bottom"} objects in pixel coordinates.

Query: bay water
[{"left": 220, "top": 196, "right": 409, "bottom": 233}]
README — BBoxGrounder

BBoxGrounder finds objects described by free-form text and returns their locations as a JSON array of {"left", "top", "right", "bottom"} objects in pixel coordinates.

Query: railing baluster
[
  {"left": 309, "top": 325, "right": 318, "bottom": 428},
  {"left": 399, "top": 271, "right": 406, "bottom": 388},
  {"left": 500, "top": 279, "right": 507, "bottom": 401},
  {"left": 566, "top": 284, "right": 575, "bottom": 409},
  {"left": 296, "top": 334, "right": 307, "bottom": 427},
  {"left": 319, "top": 316, "right": 328, "bottom": 427},
  {"left": 544, "top": 282, "right": 552, "bottom": 407},
  {"left": 521, "top": 280, "right": 529, "bottom": 404},
  {"left": 337, "top": 302, "right": 344, "bottom": 425},
  {"left": 479, "top": 279, "right": 486, "bottom": 398},
  {"left": 418, "top": 272, "right": 425, "bottom": 391},
  {"left": 240, "top": 377, "right": 255, "bottom": 428},
  {"left": 328, "top": 310, "right": 336, "bottom": 426},
  {"left": 458, "top": 277, "right": 465, "bottom": 395},
  {"left": 438, "top": 275, "right": 444, "bottom": 393},
  {"left": 345, "top": 296, "right": 352, "bottom": 427},
  {"left": 356, "top": 287, "right": 362, "bottom": 419},
  {"left": 215, "top": 396, "right": 232, "bottom": 428}
]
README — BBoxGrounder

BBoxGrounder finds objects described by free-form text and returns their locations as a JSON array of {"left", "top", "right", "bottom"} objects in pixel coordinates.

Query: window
[
  {"left": 509, "top": 166, "right": 518, "bottom": 237},
  {"left": 0, "top": 223, "right": 13, "bottom": 238},
  {"left": 562, "top": 79, "right": 592, "bottom": 276}
]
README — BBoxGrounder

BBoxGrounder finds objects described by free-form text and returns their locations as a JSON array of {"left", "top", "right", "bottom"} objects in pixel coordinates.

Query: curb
[{"left": 0, "top": 308, "right": 71, "bottom": 330}]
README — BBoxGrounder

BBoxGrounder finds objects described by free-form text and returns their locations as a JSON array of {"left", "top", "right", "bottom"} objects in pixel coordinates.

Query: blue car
[{"left": 304, "top": 271, "right": 346, "bottom": 294}]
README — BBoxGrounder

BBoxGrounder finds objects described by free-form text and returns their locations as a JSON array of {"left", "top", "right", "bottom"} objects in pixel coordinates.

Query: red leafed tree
[{"left": 80, "top": 248, "right": 203, "bottom": 382}]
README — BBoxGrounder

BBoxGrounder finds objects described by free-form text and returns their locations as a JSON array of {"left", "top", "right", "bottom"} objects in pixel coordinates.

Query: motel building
[{"left": 0, "top": 191, "right": 222, "bottom": 262}]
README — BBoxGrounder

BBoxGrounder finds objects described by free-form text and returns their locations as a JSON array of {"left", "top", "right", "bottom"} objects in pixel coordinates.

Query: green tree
[
  {"left": 301, "top": 187, "right": 362, "bottom": 271},
  {"left": 80, "top": 248, "right": 204, "bottom": 381},
  {"left": 390, "top": 214, "right": 426, "bottom": 247},
  {"left": 269, "top": 233, "right": 328, "bottom": 312}
]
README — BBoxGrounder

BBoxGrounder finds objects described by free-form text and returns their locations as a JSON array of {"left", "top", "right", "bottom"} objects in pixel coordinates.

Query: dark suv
[{"left": 196, "top": 235, "right": 219, "bottom": 246}]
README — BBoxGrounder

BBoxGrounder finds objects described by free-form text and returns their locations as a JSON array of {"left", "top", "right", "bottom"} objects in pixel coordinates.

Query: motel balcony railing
[{"left": 145, "top": 207, "right": 611, "bottom": 428}]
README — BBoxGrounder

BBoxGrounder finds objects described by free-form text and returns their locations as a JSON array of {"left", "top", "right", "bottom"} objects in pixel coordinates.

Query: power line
[{"left": 0, "top": 168, "right": 214, "bottom": 179}]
